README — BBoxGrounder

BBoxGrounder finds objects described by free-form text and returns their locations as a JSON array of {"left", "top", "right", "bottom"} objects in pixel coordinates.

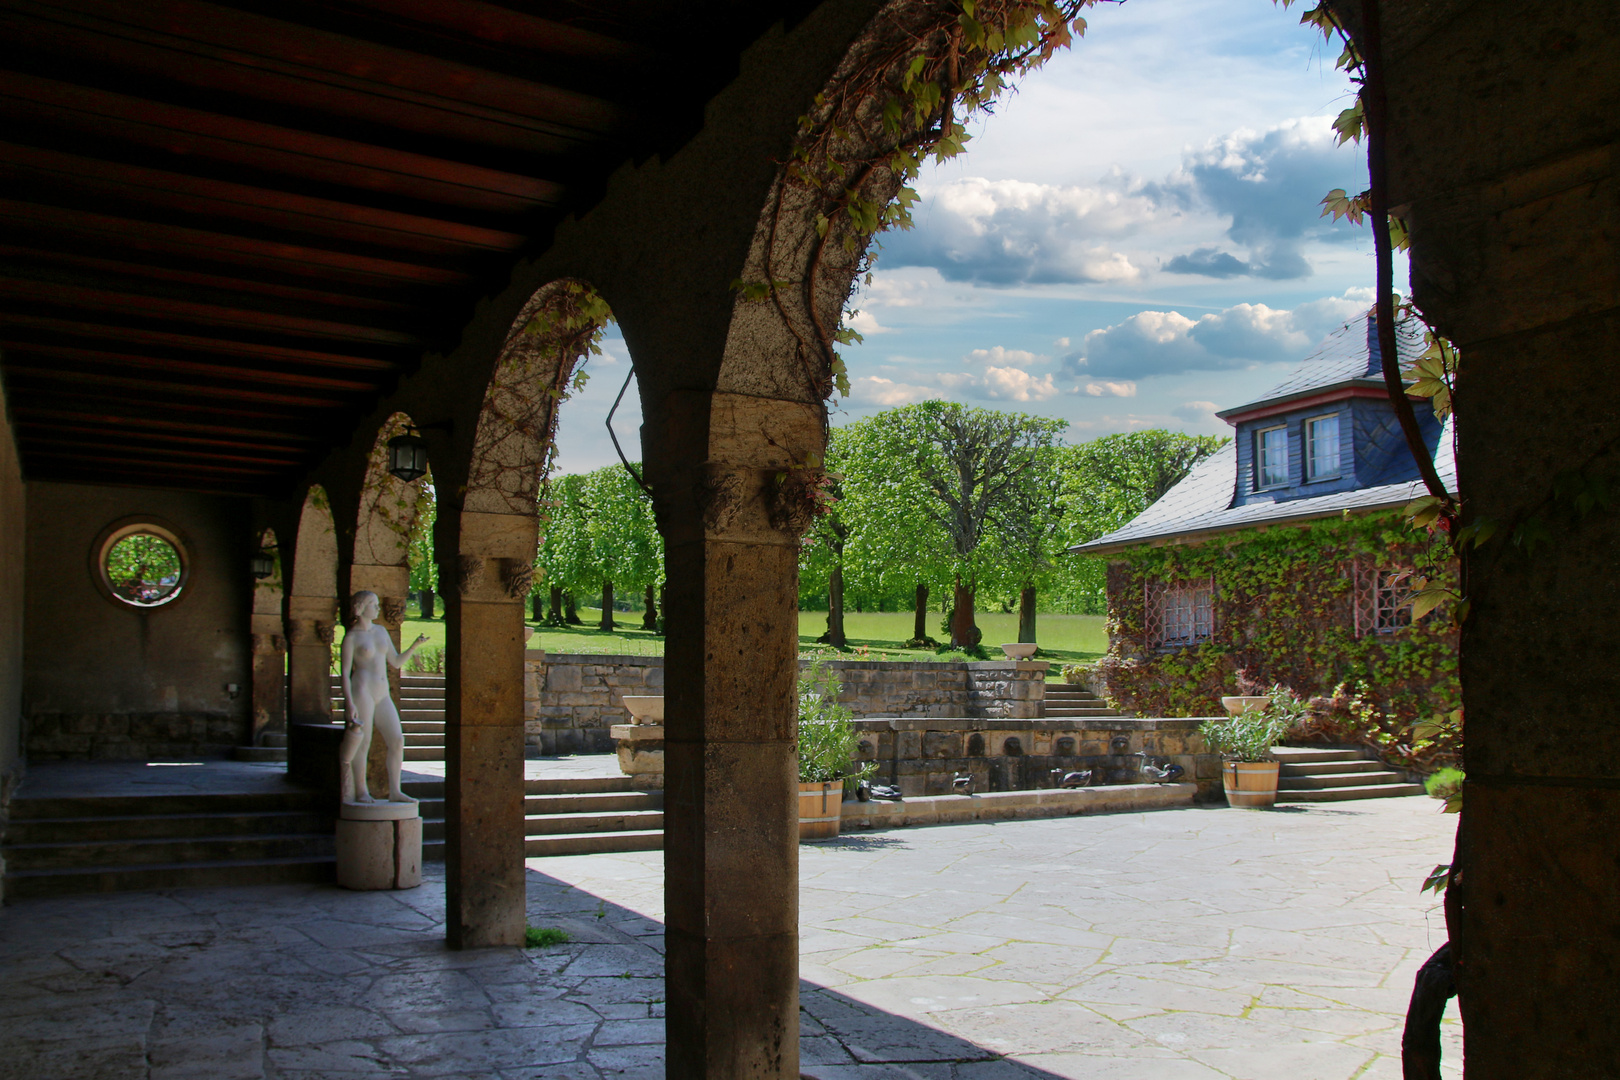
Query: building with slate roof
[{"left": 1069, "top": 310, "right": 1460, "bottom": 734}]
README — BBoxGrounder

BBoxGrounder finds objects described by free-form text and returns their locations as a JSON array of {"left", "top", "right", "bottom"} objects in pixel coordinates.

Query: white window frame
[
  {"left": 1256, "top": 425, "right": 1290, "bottom": 489},
  {"left": 1306, "top": 413, "right": 1341, "bottom": 481}
]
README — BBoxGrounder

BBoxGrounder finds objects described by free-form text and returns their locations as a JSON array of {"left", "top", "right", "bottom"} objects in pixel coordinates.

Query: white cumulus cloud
[
  {"left": 845, "top": 376, "right": 937, "bottom": 407},
  {"left": 1084, "top": 380, "right": 1138, "bottom": 398}
]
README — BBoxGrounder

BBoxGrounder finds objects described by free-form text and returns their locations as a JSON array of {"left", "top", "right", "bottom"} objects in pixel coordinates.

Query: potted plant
[
  {"left": 797, "top": 658, "right": 871, "bottom": 840},
  {"left": 1199, "top": 687, "right": 1298, "bottom": 808}
]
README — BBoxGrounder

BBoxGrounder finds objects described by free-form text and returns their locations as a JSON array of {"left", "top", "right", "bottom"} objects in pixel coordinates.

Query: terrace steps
[
  {"left": 1043, "top": 684, "right": 1127, "bottom": 720},
  {"left": 1272, "top": 747, "right": 1425, "bottom": 802}
]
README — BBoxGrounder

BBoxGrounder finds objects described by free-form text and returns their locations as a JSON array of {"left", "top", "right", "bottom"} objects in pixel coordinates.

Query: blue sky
[{"left": 553, "top": 0, "right": 1391, "bottom": 472}]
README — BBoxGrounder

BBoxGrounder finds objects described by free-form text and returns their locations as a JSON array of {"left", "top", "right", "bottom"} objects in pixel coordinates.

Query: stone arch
[
  {"left": 286, "top": 485, "right": 339, "bottom": 724},
  {"left": 352, "top": 411, "right": 429, "bottom": 637},
  {"left": 437, "top": 278, "right": 611, "bottom": 949},
  {"left": 248, "top": 527, "right": 286, "bottom": 744}
]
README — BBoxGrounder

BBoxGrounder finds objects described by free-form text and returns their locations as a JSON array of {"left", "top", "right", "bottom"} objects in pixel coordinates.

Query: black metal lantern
[
  {"left": 387, "top": 430, "right": 429, "bottom": 483},
  {"left": 250, "top": 548, "right": 276, "bottom": 580}
]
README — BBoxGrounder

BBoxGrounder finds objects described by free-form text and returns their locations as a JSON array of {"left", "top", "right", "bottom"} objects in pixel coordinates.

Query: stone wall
[
  {"left": 853, "top": 716, "right": 1221, "bottom": 801},
  {"left": 522, "top": 654, "right": 1047, "bottom": 756}
]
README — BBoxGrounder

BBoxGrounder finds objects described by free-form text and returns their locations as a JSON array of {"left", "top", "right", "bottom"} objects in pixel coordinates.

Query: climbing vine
[
  {"left": 744, "top": 0, "right": 1095, "bottom": 403},
  {"left": 1098, "top": 510, "right": 1460, "bottom": 772}
]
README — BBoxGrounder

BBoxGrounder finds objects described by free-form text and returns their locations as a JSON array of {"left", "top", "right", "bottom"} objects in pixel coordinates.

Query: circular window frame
[{"left": 92, "top": 517, "right": 192, "bottom": 611}]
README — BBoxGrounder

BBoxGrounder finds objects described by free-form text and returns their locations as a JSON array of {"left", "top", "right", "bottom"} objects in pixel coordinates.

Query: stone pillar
[
  {"left": 655, "top": 391, "right": 820, "bottom": 1080},
  {"left": 440, "top": 510, "right": 534, "bottom": 948},
  {"left": 286, "top": 595, "right": 337, "bottom": 724},
  {"left": 1384, "top": 1, "right": 1620, "bottom": 1070},
  {"left": 248, "top": 630, "right": 286, "bottom": 743}
]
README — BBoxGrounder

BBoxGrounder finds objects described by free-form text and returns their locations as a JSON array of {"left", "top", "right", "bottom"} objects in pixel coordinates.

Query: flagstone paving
[{"left": 0, "top": 798, "right": 1460, "bottom": 1079}]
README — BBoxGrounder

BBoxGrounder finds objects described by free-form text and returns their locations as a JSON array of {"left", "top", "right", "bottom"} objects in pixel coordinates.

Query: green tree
[
  {"left": 535, "top": 473, "right": 594, "bottom": 625},
  {"left": 407, "top": 479, "right": 437, "bottom": 615},
  {"left": 1053, "top": 430, "right": 1228, "bottom": 614},
  {"left": 584, "top": 464, "right": 663, "bottom": 631},
  {"left": 861, "top": 402, "right": 1067, "bottom": 649}
]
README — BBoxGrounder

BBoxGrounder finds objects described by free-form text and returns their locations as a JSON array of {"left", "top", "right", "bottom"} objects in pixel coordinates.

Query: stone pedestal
[
  {"left": 336, "top": 801, "right": 422, "bottom": 890},
  {"left": 610, "top": 723, "right": 665, "bottom": 789}
]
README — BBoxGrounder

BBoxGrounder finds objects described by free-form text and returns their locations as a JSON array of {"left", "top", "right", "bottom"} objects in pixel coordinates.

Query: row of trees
[
  {"left": 802, "top": 402, "right": 1226, "bottom": 649},
  {"left": 403, "top": 403, "right": 1224, "bottom": 648}
]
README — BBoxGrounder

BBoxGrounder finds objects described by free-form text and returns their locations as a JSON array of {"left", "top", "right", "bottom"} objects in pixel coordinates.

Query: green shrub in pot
[
  {"left": 1198, "top": 686, "right": 1299, "bottom": 762},
  {"left": 797, "top": 658, "right": 872, "bottom": 786}
]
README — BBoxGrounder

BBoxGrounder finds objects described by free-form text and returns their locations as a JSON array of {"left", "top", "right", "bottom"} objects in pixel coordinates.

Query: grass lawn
[{"left": 396, "top": 608, "right": 1105, "bottom": 675}]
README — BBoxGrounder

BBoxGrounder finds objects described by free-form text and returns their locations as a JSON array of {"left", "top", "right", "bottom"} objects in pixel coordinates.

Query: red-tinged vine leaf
[
  {"left": 1410, "top": 584, "right": 1452, "bottom": 621},
  {"left": 1422, "top": 864, "right": 1452, "bottom": 893}
]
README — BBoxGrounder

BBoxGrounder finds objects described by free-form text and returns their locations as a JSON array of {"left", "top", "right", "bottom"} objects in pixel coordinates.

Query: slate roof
[
  {"left": 1216, "top": 311, "right": 1427, "bottom": 419},
  {"left": 1072, "top": 307, "right": 1453, "bottom": 556}
]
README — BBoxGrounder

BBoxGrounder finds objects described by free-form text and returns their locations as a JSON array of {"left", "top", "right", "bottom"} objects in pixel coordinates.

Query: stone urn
[
  {"left": 1000, "top": 642, "right": 1038, "bottom": 660},
  {"left": 1220, "top": 695, "right": 1270, "bottom": 716},
  {"left": 621, "top": 695, "right": 664, "bottom": 724},
  {"left": 611, "top": 695, "right": 665, "bottom": 789}
]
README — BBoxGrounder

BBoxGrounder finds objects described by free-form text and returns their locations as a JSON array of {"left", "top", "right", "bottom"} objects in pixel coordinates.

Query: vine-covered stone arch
[{"left": 352, "top": 411, "right": 432, "bottom": 634}]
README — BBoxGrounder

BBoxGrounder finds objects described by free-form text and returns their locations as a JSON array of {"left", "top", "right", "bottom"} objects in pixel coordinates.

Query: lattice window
[
  {"left": 1352, "top": 559, "right": 1414, "bottom": 637},
  {"left": 1145, "top": 577, "right": 1214, "bottom": 648}
]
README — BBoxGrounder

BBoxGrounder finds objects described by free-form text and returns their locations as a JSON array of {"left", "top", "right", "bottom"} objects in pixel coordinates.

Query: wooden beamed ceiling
[{"left": 0, "top": 0, "right": 801, "bottom": 495}]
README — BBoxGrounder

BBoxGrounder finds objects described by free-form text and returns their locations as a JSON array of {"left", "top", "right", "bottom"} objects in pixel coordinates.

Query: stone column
[
  {"left": 656, "top": 391, "right": 820, "bottom": 1080},
  {"left": 249, "top": 629, "right": 286, "bottom": 743},
  {"left": 286, "top": 595, "right": 337, "bottom": 724},
  {"left": 440, "top": 510, "right": 534, "bottom": 948}
]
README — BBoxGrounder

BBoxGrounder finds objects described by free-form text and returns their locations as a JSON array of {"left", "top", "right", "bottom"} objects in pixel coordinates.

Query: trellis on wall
[
  {"left": 1144, "top": 576, "right": 1214, "bottom": 648},
  {"left": 1350, "top": 557, "right": 1415, "bottom": 638}
]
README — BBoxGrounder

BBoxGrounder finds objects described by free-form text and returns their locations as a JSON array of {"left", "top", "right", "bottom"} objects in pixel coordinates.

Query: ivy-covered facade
[{"left": 1074, "top": 314, "right": 1460, "bottom": 771}]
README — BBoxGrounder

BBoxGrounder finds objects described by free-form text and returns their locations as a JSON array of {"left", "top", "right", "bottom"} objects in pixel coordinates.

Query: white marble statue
[{"left": 338, "top": 590, "right": 429, "bottom": 805}]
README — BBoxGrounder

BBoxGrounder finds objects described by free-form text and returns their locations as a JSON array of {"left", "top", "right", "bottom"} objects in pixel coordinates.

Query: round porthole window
[{"left": 96, "top": 522, "right": 189, "bottom": 609}]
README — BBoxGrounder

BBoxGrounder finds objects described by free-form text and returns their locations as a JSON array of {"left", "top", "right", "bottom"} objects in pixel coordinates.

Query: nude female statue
[{"left": 338, "top": 590, "right": 429, "bottom": 805}]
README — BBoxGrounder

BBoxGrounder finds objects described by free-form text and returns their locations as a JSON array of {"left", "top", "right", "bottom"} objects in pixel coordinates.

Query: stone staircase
[
  {"left": 1, "top": 789, "right": 335, "bottom": 898},
  {"left": 1273, "top": 746, "right": 1425, "bottom": 802},
  {"left": 1043, "top": 683, "right": 1126, "bottom": 720},
  {"left": 329, "top": 674, "right": 446, "bottom": 761},
  {"left": 406, "top": 775, "right": 663, "bottom": 859},
  {"left": 233, "top": 731, "right": 289, "bottom": 763}
]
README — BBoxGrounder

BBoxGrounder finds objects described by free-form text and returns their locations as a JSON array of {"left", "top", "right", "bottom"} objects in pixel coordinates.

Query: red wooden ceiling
[{"left": 0, "top": 0, "right": 798, "bottom": 495}]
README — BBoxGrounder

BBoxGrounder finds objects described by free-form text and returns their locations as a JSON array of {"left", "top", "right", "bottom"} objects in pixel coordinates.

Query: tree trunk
[
  {"left": 1401, "top": 942, "right": 1456, "bottom": 1080},
  {"left": 531, "top": 592, "right": 544, "bottom": 623},
  {"left": 1018, "top": 585, "right": 1037, "bottom": 644},
  {"left": 950, "top": 577, "right": 977, "bottom": 649},
  {"left": 599, "top": 581, "right": 614, "bottom": 631},
  {"left": 822, "top": 564, "right": 846, "bottom": 647},
  {"left": 549, "top": 586, "right": 563, "bottom": 624},
  {"left": 419, "top": 588, "right": 435, "bottom": 620},
  {"left": 912, "top": 583, "right": 929, "bottom": 643},
  {"left": 642, "top": 582, "right": 658, "bottom": 631},
  {"left": 564, "top": 592, "right": 580, "bottom": 624}
]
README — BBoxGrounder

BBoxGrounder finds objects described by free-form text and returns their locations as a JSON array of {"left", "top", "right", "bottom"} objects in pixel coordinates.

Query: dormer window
[
  {"left": 1257, "top": 425, "right": 1289, "bottom": 489},
  {"left": 1306, "top": 414, "right": 1341, "bottom": 481}
]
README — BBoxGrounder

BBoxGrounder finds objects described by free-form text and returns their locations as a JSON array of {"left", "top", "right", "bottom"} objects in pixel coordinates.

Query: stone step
[
  {"left": 526, "top": 776, "right": 641, "bottom": 796},
  {"left": 232, "top": 746, "right": 288, "bottom": 763},
  {"left": 525, "top": 830, "right": 663, "bottom": 857},
  {"left": 526, "top": 792, "right": 663, "bottom": 815},
  {"left": 4, "top": 832, "right": 335, "bottom": 872},
  {"left": 3, "top": 855, "right": 336, "bottom": 899},
  {"left": 403, "top": 746, "right": 445, "bottom": 761},
  {"left": 332, "top": 676, "right": 444, "bottom": 688},
  {"left": 1278, "top": 759, "right": 1388, "bottom": 777},
  {"left": 402, "top": 722, "right": 444, "bottom": 734},
  {"left": 1276, "top": 783, "right": 1425, "bottom": 802},
  {"left": 1044, "top": 707, "right": 1124, "bottom": 718},
  {"left": 1271, "top": 747, "right": 1365, "bottom": 764},
  {"left": 8, "top": 791, "right": 323, "bottom": 820},
  {"left": 262, "top": 733, "right": 289, "bottom": 748},
  {"left": 404, "top": 734, "right": 443, "bottom": 747},
  {"left": 5, "top": 810, "right": 333, "bottom": 846},
  {"left": 525, "top": 810, "right": 664, "bottom": 836},
  {"left": 1280, "top": 771, "right": 1409, "bottom": 790},
  {"left": 1045, "top": 688, "right": 1101, "bottom": 699}
]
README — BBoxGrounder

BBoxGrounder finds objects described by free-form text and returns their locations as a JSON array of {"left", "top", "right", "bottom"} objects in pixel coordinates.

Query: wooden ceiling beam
[
  {"left": 0, "top": 142, "right": 526, "bottom": 255},
  {"left": 13, "top": 419, "right": 317, "bottom": 456},
  {"left": 23, "top": 430, "right": 307, "bottom": 466},
  {"left": 0, "top": 278, "right": 421, "bottom": 346},
  {"left": 0, "top": 342, "right": 376, "bottom": 392},
  {"left": 0, "top": 71, "right": 562, "bottom": 213},
  {"left": 0, "top": 200, "right": 472, "bottom": 289},
  {"left": 3, "top": 364, "right": 352, "bottom": 410},
  {"left": 24, "top": 446, "right": 287, "bottom": 477},
  {"left": 10, "top": 404, "right": 329, "bottom": 442},
  {"left": 0, "top": 314, "right": 399, "bottom": 372}
]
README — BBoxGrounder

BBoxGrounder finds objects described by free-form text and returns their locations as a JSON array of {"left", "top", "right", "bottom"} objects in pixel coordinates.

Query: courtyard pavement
[{"left": 0, "top": 798, "right": 1461, "bottom": 1080}]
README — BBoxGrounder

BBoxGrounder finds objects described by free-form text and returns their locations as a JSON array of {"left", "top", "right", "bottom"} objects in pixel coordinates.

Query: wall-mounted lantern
[
  {"left": 387, "top": 430, "right": 429, "bottom": 483},
  {"left": 250, "top": 547, "right": 277, "bottom": 580}
]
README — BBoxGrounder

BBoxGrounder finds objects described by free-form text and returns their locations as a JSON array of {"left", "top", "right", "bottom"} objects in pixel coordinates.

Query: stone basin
[
  {"left": 1000, "top": 642, "right": 1038, "bottom": 660},
  {"left": 1220, "top": 695, "right": 1271, "bottom": 716},
  {"left": 609, "top": 723, "right": 664, "bottom": 789},
  {"left": 621, "top": 695, "right": 664, "bottom": 723}
]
